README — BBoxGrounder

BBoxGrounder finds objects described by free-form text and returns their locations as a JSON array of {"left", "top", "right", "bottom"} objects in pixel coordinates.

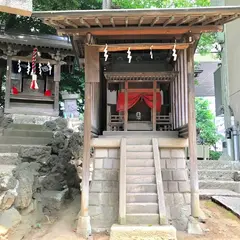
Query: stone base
[
  {"left": 110, "top": 224, "right": 177, "bottom": 240},
  {"left": 77, "top": 216, "right": 92, "bottom": 238}
]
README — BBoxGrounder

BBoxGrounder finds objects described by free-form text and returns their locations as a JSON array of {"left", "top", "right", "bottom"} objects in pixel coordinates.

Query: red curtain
[{"left": 117, "top": 92, "right": 161, "bottom": 112}]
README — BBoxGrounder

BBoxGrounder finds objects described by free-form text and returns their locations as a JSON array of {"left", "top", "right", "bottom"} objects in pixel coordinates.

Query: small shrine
[{"left": 0, "top": 32, "right": 74, "bottom": 116}]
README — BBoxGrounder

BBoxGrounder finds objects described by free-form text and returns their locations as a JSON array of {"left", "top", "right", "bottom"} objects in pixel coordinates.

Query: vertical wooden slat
[
  {"left": 153, "top": 81, "right": 157, "bottom": 131},
  {"left": 124, "top": 81, "right": 128, "bottom": 131},
  {"left": 175, "top": 62, "right": 179, "bottom": 129},
  {"left": 170, "top": 81, "right": 174, "bottom": 130},
  {"left": 187, "top": 46, "right": 200, "bottom": 218},
  {"left": 5, "top": 55, "right": 12, "bottom": 110},
  {"left": 180, "top": 51, "right": 185, "bottom": 126},
  {"left": 173, "top": 65, "right": 177, "bottom": 129},
  {"left": 177, "top": 57, "right": 182, "bottom": 128},
  {"left": 152, "top": 138, "right": 168, "bottom": 225},
  {"left": 184, "top": 49, "right": 188, "bottom": 124},
  {"left": 54, "top": 62, "right": 61, "bottom": 112},
  {"left": 119, "top": 138, "right": 126, "bottom": 224}
]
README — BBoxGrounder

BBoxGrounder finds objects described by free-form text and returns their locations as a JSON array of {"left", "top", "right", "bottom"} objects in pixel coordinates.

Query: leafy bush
[{"left": 209, "top": 150, "right": 222, "bottom": 160}]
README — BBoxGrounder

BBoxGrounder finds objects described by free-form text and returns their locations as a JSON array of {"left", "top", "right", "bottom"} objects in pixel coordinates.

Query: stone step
[
  {"left": 0, "top": 144, "right": 50, "bottom": 153},
  {"left": 0, "top": 153, "right": 19, "bottom": 165},
  {"left": 127, "top": 193, "right": 158, "bottom": 203},
  {"left": 3, "top": 129, "right": 53, "bottom": 138},
  {"left": 9, "top": 123, "right": 46, "bottom": 131},
  {"left": 126, "top": 214, "right": 159, "bottom": 225},
  {"left": 127, "top": 203, "right": 159, "bottom": 214},
  {"left": 0, "top": 164, "right": 16, "bottom": 176},
  {"left": 126, "top": 175, "right": 156, "bottom": 184},
  {"left": 126, "top": 167, "right": 155, "bottom": 175},
  {"left": 200, "top": 189, "right": 240, "bottom": 199},
  {"left": 127, "top": 152, "right": 154, "bottom": 159},
  {"left": 126, "top": 138, "right": 152, "bottom": 145},
  {"left": 199, "top": 180, "right": 240, "bottom": 193},
  {"left": 126, "top": 145, "right": 153, "bottom": 152},
  {"left": 127, "top": 159, "right": 154, "bottom": 167},
  {"left": 127, "top": 184, "right": 157, "bottom": 193},
  {"left": 0, "top": 136, "right": 52, "bottom": 145},
  {"left": 198, "top": 170, "right": 234, "bottom": 181},
  {"left": 190, "top": 160, "right": 240, "bottom": 170}
]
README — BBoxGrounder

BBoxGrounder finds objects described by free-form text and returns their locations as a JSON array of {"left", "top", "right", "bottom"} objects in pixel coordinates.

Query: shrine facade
[{"left": 0, "top": 33, "right": 74, "bottom": 116}]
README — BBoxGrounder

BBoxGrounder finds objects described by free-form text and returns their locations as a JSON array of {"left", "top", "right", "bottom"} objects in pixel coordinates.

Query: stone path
[
  {"left": 212, "top": 196, "right": 240, "bottom": 218},
  {"left": 200, "top": 189, "right": 240, "bottom": 199}
]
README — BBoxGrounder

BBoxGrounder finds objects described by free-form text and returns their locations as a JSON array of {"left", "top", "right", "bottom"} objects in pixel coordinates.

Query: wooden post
[
  {"left": 124, "top": 81, "right": 128, "bottom": 131},
  {"left": 54, "top": 62, "right": 61, "bottom": 113},
  {"left": 5, "top": 54, "right": 12, "bottom": 110},
  {"left": 187, "top": 46, "right": 200, "bottom": 218},
  {"left": 153, "top": 80, "right": 157, "bottom": 131},
  {"left": 77, "top": 45, "right": 99, "bottom": 238}
]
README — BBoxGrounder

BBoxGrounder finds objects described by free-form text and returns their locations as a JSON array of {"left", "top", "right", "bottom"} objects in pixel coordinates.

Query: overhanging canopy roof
[{"left": 33, "top": 6, "right": 240, "bottom": 36}]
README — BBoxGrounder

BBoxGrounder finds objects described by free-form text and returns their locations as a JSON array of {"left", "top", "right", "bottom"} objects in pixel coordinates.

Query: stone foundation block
[
  {"left": 173, "top": 193, "right": 184, "bottom": 205},
  {"left": 164, "top": 193, "right": 174, "bottom": 206},
  {"left": 112, "top": 159, "right": 120, "bottom": 169},
  {"left": 166, "top": 159, "right": 177, "bottom": 169},
  {"left": 110, "top": 224, "right": 177, "bottom": 240},
  {"left": 160, "top": 159, "right": 166, "bottom": 169},
  {"left": 168, "top": 181, "right": 178, "bottom": 193},
  {"left": 95, "top": 149, "right": 108, "bottom": 158},
  {"left": 177, "top": 158, "right": 186, "bottom": 169},
  {"left": 163, "top": 181, "right": 168, "bottom": 192},
  {"left": 178, "top": 181, "right": 190, "bottom": 193},
  {"left": 108, "top": 149, "right": 120, "bottom": 158},
  {"left": 93, "top": 170, "right": 118, "bottom": 181},
  {"left": 94, "top": 159, "right": 103, "bottom": 169},
  {"left": 162, "top": 170, "right": 172, "bottom": 181},
  {"left": 171, "top": 149, "right": 185, "bottom": 158},
  {"left": 89, "top": 193, "right": 100, "bottom": 205},
  {"left": 183, "top": 193, "right": 191, "bottom": 204},
  {"left": 90, "top": 182, "right": 102, "bottom": 192},
  {"left": 160, "top": 149, "right": 171, "bottom": 158},
  {"left": 103, "top": 159, "right": 113, "bottom": 169},
  {"left": 172, "top": 170, "right": 188, "bottom": 181}
]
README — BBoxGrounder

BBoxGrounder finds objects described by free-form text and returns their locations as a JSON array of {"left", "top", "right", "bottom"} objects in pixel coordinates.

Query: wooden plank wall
[{"left": 172, "top": 50, "right": 188, "bottom": 130}]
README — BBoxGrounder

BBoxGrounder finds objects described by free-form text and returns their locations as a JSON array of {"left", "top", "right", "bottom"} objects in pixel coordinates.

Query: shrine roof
[
  {"left": 33, "top": 6, "right": 240, "bottom": 36},
  {"left": 0, "top": 32, "right": 72, "bottom": 51}
]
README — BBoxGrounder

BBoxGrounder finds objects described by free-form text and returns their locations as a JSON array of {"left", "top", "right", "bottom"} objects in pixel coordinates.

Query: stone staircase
[
  {"left": 120, "top": 138, "right": 167, "bottom": 225},
  {"left": 189, "top": 160, "right": 240, "bottom": 193}
]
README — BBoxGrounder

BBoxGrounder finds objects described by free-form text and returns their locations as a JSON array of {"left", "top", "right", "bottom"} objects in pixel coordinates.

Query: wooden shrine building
[
  {"left": 34, "top": 6, "right": 240, "bottom": 239},
  {"left": 0, "top": 33, "right": 74, "bottom": 116}
]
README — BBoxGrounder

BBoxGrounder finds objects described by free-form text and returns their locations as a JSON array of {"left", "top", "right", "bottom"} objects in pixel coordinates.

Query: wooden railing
[
  {"left": 156, "top": 113, "right": 172, "bottom": 131},
  {"left": 109, "top": 114, "right": 124, "bottom": 131}
]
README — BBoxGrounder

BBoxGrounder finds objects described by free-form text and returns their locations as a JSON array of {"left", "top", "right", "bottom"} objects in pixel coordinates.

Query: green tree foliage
[{"left": 195, "top": 98, "right": 220, "bottom": 147}]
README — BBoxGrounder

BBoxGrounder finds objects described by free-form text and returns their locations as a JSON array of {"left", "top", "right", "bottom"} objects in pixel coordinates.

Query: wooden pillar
[
  {"left": 124, "top": 81, "right": 128, "bottom": 131},
  {"left": 54, "top": 62, "right": 61, "bottom": 112},
  {"left": 187, "top": 46, "right": 200, "bottom": 218},
  {"left": 77, "top": 45, "right": 99, "bottom": 238},
  {"left": 153, "top": 81, "right": 157, "bottom": 131},
  {"left": 5, "top": 54, "right": 12, "bottom": 110}
]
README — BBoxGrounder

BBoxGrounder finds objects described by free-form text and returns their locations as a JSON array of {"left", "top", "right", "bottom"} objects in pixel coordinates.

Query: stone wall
[
  {"left": 89, "top": 148, "right": 120, "bottom": 232},
  {"left": 160, "top": 148, "right": 191, "bottom": 231},
  {"left": 89, "top": 147, "right": 190, "bottom": 232}
]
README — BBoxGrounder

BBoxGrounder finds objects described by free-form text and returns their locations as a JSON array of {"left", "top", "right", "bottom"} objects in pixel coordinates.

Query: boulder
[
  {"left": 0, "top": 183, "right": 18, "bottom": 211},
  {"left": 55, "top": 118, "right": 68, "bottom": 130},
  {"left": 42, "top": 189, "right": 68, "bottom": 213},
  {"left": 233, "top": 171, "right": 240, "bottom": 181},
  {"left": 44, "top": 120, "right": 57, "bottom": 131},
  {"left": 0, "top": 175, "right": 17, "bottom": 191},
  {"left": 0, "top": 208, "right": 21, "bottom": 236},
  {"left": 0, "top": 117, "right": 13, "bottom": 129},
  {"left": 51, "top": 132, "right": 66, "bottom": 154},
  {"left": 68, "top": 132, "right": 83, "bottom": 159},
  {"left": 41, "top": 173, "right": 66, "bottom": 191}
]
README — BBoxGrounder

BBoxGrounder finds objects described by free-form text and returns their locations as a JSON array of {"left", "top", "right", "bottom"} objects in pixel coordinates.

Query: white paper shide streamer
[
  {"left": 104, "top": 44, "right": 108, "bottom": 62},
  {"left": 18, "top": 60, "right": 21, "bottom": 73},
  {"left": 27, "top": 61, "right": 31, "bottom": 75},
  {"left": 39, "top": 63, "right": 42, "bottom": 76},
  {"left": 127, "top": 47, "right": 132, "bottom": 63},
  {"left": 172, "top": 41, "right": 177, "bottom": 61},
  {"left": 47, "top": 62, "right": 52, "bottom": 75}
]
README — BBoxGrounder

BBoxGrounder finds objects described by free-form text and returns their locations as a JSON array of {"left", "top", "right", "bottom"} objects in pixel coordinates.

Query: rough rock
[
  {"left": 68, "top": 132, "right": 83, "bottom": 159},
  {"left": 233, "top": 171, "right": 240, "bottom": 181},
  {"left": 0, "top": 182, "right": 18, "bottom": 211},
  {"left": 51, "top": 132, "right": 66, "bottom": 154},
  {"left": 0, "top": 208, "right": 21, "bottom": 236},
  {"left": 55, "top": 118, "right": 68, "bottom": 130},
  {"left": 14, "top": 163, "right": 38, "bottom": 210},
  {"left": 41, "top": 173, "right": 66, "bottom": 191},
  {"left": 0, "top": 116, "right": 13, "bottom": 129},
  {"left": 44, "top": 120, "right": 57, "bottom": 131},
  {"left": 42, "top": 189, "right": 68, "bottom": 213},
  {"left": 0, "top": 175, "right": 17, "bottom": 191},
  {"left": 18, "top": 146, "right": 51, "bottom": 163},
  {"left": 20, "top": 199, "right": 37, "bottom": 216}
]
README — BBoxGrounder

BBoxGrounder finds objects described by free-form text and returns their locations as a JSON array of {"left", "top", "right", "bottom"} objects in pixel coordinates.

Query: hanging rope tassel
[{"left": 30, "top": 47, "right": 39, "bottom": 90}]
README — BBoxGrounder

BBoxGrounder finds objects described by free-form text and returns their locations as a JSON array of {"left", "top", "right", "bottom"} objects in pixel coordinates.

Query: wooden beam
[
  {"left": 48, "top": 19, "right": 66, "bottom": 29},
  {"left": 97, "top": 42, "right": 190, "bottom": 52},
  {"left": 202, "top": 14, "right": 222, "bottom": 26},
  {"left": 151, "top": 16, "right": 160, "bottom": 27},
  {"left": 163, "top": 16, "right": 175, "bottom": 27},
  {"left": 125, "top": 17, "right": 128, "bottom": 27},
  {"left": 95, "top": 17, "right": 103, "bottom": 28},
  {"left": 80, "top": 18, "right": 91, "bottom": 28},
  {"left": 64, "top": 18, "right": 78, "bottom": 28},
  {"left": 124, "top": 81, "right": 128, "bottom": 131},
  {"left": 57, "top": 25, "right": 223, "bottom": 36},
  {"left": 187, "top": 46, "right": 200, "bottom": 218},
  {"left": 138, "top": 16, "right": 144, "bottom": 27},
  {"left": 53, "top": 62, "right": 61, "bottom": 112},
  {"left": 188, "top": 15, "right": 206, "bottom": 26},
  {"left": 153, "top": 81, "right": 157, "bottom": 131},
  {"left": 176, "top": 16, "right": 191, "bottom": 26},
  {"left": 110, "top": 17, "right": 115, "bottom": 27},
  {"left": 215, "top": 13, "right": 239, "bottom": 25},
  {"left": 5, "top": 54, "right": 12, "bottom": 110},
  {"left": 11, "top": 56, "right": 66, "bottom": 65}
]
